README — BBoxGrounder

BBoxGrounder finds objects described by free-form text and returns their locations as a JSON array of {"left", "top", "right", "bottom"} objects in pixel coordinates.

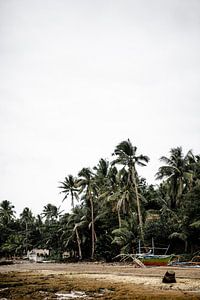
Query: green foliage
[
  {"left": 112, "top": 215, "right": 138, "bottom": 254},
  {"left": 1, "top": 140, "right": 200, "bottom": 260}
]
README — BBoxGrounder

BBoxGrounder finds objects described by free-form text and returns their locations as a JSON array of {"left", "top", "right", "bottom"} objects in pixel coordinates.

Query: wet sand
[{"left": 0, "top": 262, "right": 200, "bottom": 299}]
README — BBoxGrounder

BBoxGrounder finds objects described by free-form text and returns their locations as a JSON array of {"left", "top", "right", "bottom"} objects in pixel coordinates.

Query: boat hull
[{"left": 138, "top": 255, "right": 172, "bottom": 266}]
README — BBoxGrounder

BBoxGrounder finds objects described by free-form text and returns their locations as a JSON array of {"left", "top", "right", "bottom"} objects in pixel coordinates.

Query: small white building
[
  {"left": 62, "top": 251, "right": 70, "bottom": 259},
  {"left": 27, "top": 249, "right": 49, "bottom": 262}
]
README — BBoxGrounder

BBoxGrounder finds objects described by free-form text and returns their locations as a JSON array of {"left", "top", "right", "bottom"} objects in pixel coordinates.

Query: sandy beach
[{"left": 0, "top": 262, "right": 200, "bottom": 299}]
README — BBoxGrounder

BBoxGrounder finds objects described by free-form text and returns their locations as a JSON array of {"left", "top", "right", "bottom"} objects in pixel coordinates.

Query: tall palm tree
[
  {"left": 20, "top": 207, "right": 34, "bottom": 253},
  {"left": 59, "top": 175, "right": 79, "bottom": 210},
  {"left": 78, "top": 167, "right": 97, "bottom": 260},
  {"left": 59, "top": 174, "right": 83, "bottom": 255},
  {"left": 156, "top": 147, "right": 193, "bottom": 209},
  {"left": 112, "top": 139, "right": 149, "bottom": 243}
]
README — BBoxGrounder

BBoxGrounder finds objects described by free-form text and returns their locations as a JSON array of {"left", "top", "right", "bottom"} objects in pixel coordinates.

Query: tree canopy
[{"left": 1, "top": 140, "right": 200, "bottom": 260}]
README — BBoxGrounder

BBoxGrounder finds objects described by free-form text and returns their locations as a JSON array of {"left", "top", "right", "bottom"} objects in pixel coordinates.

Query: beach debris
[
  {"left": 55, "top": 290, "right": 86, "bottom": 299},
  {"left": 113, "top": 254, "right": 146, "bottom": 268},
  {"left": 162, "top": 270, "right": 176, "bottom": 283},
  {"left": 55, "top": 289, "right": 113, "bottom": 299}
]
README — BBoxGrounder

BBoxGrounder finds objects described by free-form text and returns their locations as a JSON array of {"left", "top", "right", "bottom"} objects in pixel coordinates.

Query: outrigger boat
[
  {"left": 137, "top": 253, "right": 172, "bottom": 266},
  {"left": 136, "top": 239, "right": 173, "bottom": 266},
  {"left": 114, "top": 239, "right": 173, "bottom": 267},
  {"left": 169, "top": 255, "right": 200, "bottom": 267}
]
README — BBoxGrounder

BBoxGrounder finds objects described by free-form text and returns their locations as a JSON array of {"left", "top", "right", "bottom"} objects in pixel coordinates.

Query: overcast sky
[{"left": 0, "top": 0, "right": 200, "bottom": 216}]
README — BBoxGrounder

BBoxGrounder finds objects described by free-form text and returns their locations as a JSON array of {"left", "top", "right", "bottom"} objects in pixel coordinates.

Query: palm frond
[
  {"left": 169, "top": 232, "right": 187, "bottom": 241},
  {"left": 190, "top": 220, "right": 200, "bottom": 229}
]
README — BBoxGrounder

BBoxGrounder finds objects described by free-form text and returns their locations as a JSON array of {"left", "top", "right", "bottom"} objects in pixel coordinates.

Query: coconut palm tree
[
  {"left": 59, "top": 175, "right": 79, "bottom": 210},
  {"left": 0, "top": 200, "right": 15, "bottom": 225},
  {"left": 112, "top": 213, "right": 138, "bottom": 254},
  {"left": 64, "top": 207, "right": 88, "bottom": 260},
  {"left": 1, "top": 233, "right": 24, "bottom": 258},
  {"left": 93, "top": 158, "right": 110, "bottom": 188},
  {"left": 112, "top": 139, "right": 149, "bottom": 243},
  {"left": 107, "top": 167, "right": 131, "bottom": 228},
  {"left": 42, "top": 204, "right": 62, "bottom": 223},
  {"left": 156, "top": 147, "right": 193, "bottom": 209},
  {"left": 19, "top": 207, "right": 35, "bottom": 253},
  {"left": 187, "top": 153, "right": 200, "bottom": 188},
  {"left": 77, "top": 168, "right": 97, "bottom": 260},
  {"left": 59, "top": 174, "right": 84, "bottom": 256}
]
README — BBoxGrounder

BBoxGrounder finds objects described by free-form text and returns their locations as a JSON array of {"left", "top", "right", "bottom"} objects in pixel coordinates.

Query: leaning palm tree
[
  {"left": 112, "top": 139, "right": 149, "bottom": 244},
  {"left": 156, "top": 147, "right": 193, "bottom": 209},
  {"left": 77, "top": 168, "right": 97, "bottom": 260},
  {"left": 59, "top": 175, "right": 79, "bottom": 210}
]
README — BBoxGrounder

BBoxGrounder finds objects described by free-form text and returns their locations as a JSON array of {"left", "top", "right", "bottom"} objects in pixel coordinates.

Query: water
[{"left": 56, "top": 291, "right": 86, "bottom": 299}]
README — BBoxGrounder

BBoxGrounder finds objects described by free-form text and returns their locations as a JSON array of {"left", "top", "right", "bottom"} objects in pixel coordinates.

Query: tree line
[{"left": 1, "top": 139, "right": 200, "bottom": 261}]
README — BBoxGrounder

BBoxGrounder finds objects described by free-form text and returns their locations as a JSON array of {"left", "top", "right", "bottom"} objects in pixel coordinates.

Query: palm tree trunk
[
  {"left": 71, "top": 193, "right": 82, "bottom": 259},
  {"left": 117, "top": 209, "right": 122, "bottom": 228},
  {"left": 25, "top": 222, "right": 28, "bottom": 253},
  {"left": 132, "top": 167, "right": 145, "bottom": 244},
  {"left": 75, "top": 227, "right": 82, "bottom": 259},
  {"left": 71, "top": 191, "right": 75, "bottom": 210},
  {"left": 89, "top": 191, "right": 95, "bottom": 260},
  {"left": 184, "top": 239, "right": 188, "bottom": 253}
]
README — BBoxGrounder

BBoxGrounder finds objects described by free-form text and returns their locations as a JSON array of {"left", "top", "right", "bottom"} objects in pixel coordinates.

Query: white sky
[{"left": 0, "top": 0, "right": 200, "bottom": 216}]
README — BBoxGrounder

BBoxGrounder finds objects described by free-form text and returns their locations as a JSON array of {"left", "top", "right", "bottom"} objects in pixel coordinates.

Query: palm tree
[
  {"left": 42, "top": 204, "right": 62, "bottom": 223},
  {"left": 112, "top": 139, "right": 149, "bottom": 243},
  {"left": 59, "top": 174, "right": 84, "bottom": 259},
  {"left": 112, "top": 213, "right": 138, "bottom": 254},
  {"left": 156, "top": 147, "right": 193, "bottom": 209},
  {"left": 107, "top": 167, "right": 131, "bottom": 228},
  {"left": 1, "top": 233, "right": 24, "bottom": 258},
  {"left": 94, "top": 158, "right": 110, "bottom": 189},
  {"left": 78, "top": 167, "right": 97, "bottom": 260},
  {"left": 187, "top": 153, "right": 200, "bottom": 188},
  {"left": 65, "top": 208, "right": 88, "bottom": 260},
  {"left": 59, "top": 175, "right": 79, "bottom": 210},
  {"left": 0, "top": 200, "right": 15, "bottom": 225},
  {"left": 20, "top": 207, "right": 34, "bottom": 253}
]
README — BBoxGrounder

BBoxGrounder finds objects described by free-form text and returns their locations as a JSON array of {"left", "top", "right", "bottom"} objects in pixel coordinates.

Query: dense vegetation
[{"left": 1, "top": 140, "right": 200, "bottom": 261}]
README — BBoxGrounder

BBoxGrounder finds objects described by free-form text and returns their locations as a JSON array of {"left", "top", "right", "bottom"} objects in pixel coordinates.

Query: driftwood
[
  {"left": 133, "top": 257, "right": 146, "bottom": 268},
  {"left": 162, "top": 270, "right": 176, "bottom": 283},
  {"left": 113, "top": 254, "right": 146, "bottom": 268}
]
